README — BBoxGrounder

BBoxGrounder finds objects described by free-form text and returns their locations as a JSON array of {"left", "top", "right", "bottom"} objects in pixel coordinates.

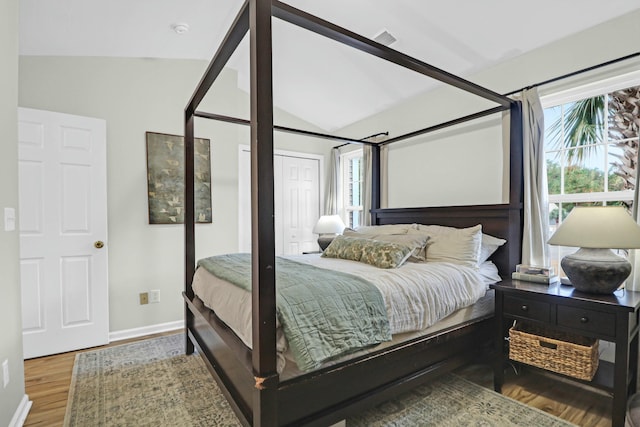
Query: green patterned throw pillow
[
  {"left": 360, "top": 240, "right": 413, "bottom": 269},
  {"left": 322, "top": 235, "right": 369, "bottom": 261},
  {"left": 322, "top": 235, "right": 413, "bottom": 268}
]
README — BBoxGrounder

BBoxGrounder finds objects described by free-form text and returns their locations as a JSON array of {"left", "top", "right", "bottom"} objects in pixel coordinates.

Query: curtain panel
[
  {"left": 520, "top": 88, "right": 550, "bottom": 267},
  {"left": 324, "top": 147, "right": 340, "bottom": 215}
]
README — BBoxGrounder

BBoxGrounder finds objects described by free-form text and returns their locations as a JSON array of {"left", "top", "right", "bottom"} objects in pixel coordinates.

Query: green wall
[{"left": 0, "top": 0, "right": 28, "bottom": 424}]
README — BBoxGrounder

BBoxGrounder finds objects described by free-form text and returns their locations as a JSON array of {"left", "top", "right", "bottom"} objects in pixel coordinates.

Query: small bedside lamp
[
  {"left": 313, "top": 215, "right": 346, "bottom": 251},
  {"left": 547, "top": 206, "right": 640, "bottom": 294}
]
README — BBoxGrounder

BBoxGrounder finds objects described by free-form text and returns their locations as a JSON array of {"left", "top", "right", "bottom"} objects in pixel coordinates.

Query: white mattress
[{"left": 192, "top": 254, "right": 498, "bottom": 373}]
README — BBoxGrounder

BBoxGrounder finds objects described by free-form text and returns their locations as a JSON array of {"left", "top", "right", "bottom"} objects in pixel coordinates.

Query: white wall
[
  {"left": 18, "top": 57, "right": 332, "bottom": 333},
  {"left": 0, "top": 0, "right": 27, "bottom": 424},
  {"left": 338, "top": 9, "right": 640, "bottom": 208}
]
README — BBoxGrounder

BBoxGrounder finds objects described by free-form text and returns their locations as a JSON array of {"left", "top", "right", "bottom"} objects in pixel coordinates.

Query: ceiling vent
[{"left": 373, "top": 29, "right": 397, "bottom": 47}]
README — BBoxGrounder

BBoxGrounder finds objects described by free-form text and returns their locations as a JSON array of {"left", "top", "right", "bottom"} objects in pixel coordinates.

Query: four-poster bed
[{"left": 183, "top": 1, "right": 524, "bottom": 425}]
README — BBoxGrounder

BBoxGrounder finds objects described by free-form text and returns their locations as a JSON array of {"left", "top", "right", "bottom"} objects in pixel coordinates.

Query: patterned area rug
[{"left": 64, "top": 334, "right": 573, "bottom": 426}]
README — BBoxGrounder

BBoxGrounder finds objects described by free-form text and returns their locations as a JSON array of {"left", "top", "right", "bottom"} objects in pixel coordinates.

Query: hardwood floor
[
  {"left": 23, "top": 331, "right": 178, "bottom": 427},
  {"left": 23, "top": 334, "right": 612, "bottom": 426},
  {"left": 455, "top": 363, "right": 612, "bottom": 427}
]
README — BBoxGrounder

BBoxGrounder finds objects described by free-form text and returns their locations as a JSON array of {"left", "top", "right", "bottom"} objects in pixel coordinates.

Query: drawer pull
[
  {"left": 520, "top": 305, "right": 529, "bottom": 312},
  {"left": 580, "top": 316, "right": 589, "bottom": 323}
]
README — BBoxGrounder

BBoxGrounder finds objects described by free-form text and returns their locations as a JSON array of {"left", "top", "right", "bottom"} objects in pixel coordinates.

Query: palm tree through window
[{"left": 544, "top": 83, "right": 640, "bottom": 276}]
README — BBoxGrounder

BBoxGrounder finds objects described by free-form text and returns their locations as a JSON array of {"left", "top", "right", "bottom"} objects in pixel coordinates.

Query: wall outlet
[
  {"left": 2, "top": 359, "right": 9, "bottom": 388},
  {"left": 149, "top": 290, "right": 160, "bottom": 304},
  {"left": 139, "top": 292, "right": 149, "bottom": 305}
]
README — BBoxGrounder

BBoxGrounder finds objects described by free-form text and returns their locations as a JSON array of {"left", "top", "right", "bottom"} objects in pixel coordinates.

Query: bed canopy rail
[
  {"left": 271, "top": 1, "right": 512, "bottom": 108},
  {"left": 380, "top": 106, "right": 508, "bottom": 146},
  {"left": 192, "top": 111, "right": 380, "bottom": 146},
  {"left": 184, "top": 1, "right": 523, "bottom": 425},
  {"left": 185, "top": 0, "right": 516, "bottom": 138}
]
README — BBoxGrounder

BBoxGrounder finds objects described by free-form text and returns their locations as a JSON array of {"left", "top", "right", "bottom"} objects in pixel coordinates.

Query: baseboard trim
[
  {"left": 109, "top": 320, "right": 183, "bottom": 342},
  {"left": 9, "top": 394, "right": 32, "bottom": 427}
]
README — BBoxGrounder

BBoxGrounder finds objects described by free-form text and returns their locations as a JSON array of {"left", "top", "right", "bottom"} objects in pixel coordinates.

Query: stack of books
[{"left": 511, "top": 264, "right": 560, "bottom": 284}]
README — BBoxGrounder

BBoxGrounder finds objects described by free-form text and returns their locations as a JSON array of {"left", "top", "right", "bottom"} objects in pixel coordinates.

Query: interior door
[
  {"left": 238, "top": 148, "right": 321, "bottom": 255},
  {"left": 281, "top": 155, "right": 320, "bottom": 254},
  {"left": 18, "top": 107, "right": 109, "bottom": 359}
]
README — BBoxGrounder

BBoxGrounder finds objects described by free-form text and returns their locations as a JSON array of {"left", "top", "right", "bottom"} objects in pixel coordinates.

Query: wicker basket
[{"left": 509, "top": 322, "right": 599, "bottom": 381}]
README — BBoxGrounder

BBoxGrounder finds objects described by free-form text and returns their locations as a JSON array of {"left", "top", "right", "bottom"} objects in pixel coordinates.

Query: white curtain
[
  {"left": 324, "top": 148, "right": 340, "bottom": 215},
  {"left": 362, "top": 145, "right": 372, "bottom": 226},
  {"left": 520, "top": 88, "right": 550, "bottom": 266}
]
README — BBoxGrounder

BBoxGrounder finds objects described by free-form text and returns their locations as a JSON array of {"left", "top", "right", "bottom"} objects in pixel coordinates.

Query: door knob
[{"left": 94, "top": 241, "right": 105, "bottom": 249}]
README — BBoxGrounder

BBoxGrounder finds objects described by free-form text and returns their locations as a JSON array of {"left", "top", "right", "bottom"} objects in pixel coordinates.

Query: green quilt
[{"left": 197, "top": 253, "right": 391, "bottom": 371}]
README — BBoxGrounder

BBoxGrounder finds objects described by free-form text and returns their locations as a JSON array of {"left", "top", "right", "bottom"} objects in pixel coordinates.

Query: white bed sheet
[{"left": 192, "top": 254, "right": 497, "bottom": 372}]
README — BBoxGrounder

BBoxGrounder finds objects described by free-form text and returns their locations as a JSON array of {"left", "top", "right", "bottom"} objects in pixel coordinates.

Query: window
[
  {"left": 341, "top": 149, "right": 364, "bottom": 229},
  {"left": 542, "top": 73, "right": 640, "bottom": 276}
]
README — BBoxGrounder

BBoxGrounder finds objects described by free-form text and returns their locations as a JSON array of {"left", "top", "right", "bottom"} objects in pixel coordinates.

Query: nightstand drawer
[
  {"left": 557, "top": 305, "right": 616, "bottom": 337},
  {"left": 503, "top": 296, "right": 550, "bottom": 322}
]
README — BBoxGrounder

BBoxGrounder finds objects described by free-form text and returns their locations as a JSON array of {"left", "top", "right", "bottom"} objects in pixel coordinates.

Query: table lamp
[
  {"left": 313, "top": 215, "right": 346, "bottom": 251},
  {"left": 547, "top": 206, "right": 640, "bottom": 294}
]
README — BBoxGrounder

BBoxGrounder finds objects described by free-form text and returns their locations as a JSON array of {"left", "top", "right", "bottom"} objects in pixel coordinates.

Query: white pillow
[
  {"left": 409, "top": 224, "right": 482, "bottom": 268},
  {"left": 479, "top": 233, "right": 507, "bottom": 263},
  {"left": 478, "top": 261, "right": 502, "bottom": 285},
  {"left": 352, "top": 224, "right": 410, "bottom": 235}
]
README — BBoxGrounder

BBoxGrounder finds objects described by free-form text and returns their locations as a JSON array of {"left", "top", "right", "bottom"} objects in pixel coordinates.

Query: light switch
[{"left": 4, "top": 208, "right": 15, "bottom": 231}]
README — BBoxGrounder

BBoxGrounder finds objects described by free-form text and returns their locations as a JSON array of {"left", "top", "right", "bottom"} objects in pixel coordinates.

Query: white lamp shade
[
  {"left": 313, "top": 215, "right": 345, "bottom": 235},
  {"left": 548, "top": 206, "right": 640, "bottom": 249}
]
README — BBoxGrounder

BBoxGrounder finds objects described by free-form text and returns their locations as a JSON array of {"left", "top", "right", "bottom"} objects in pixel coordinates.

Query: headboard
[{"left": 371, "top": 203, "right": 523, "bottom": 278}]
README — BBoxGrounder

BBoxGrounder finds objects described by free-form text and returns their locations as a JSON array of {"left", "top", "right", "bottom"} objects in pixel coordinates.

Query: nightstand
[{"left": 491, "top": 279, "right": 640, "bottom": 427}]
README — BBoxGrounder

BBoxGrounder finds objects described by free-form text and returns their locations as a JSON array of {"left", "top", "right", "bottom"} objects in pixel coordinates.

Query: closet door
[
  {"left": 280, "top": 156, "right": 319, "bottom": 255},
  {"left": 238, "top": 148, "right": 321, "bottom": 255}
]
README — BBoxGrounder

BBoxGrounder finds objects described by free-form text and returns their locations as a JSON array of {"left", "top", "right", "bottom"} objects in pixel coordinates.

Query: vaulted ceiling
[{"left": 19, "top": 0, "right": 640, "bottom": 131}]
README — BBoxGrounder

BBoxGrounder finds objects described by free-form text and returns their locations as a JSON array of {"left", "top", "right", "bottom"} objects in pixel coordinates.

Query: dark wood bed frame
[{"left": 182, "top": 1, "right": 524, "bottom": 425}]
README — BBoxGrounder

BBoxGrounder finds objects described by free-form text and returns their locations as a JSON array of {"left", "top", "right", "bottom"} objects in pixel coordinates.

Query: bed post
[
  {"left": 250, "top": 0, "right": 279, "bottom": 425},
  {"left": 370, "top": 144, "right": 381, "bottom": 225},
  {"left": 184, "top": 111, "right": 196, "bottom": 355},
  {"left": 508, "top": 100, "right": 524, "bottom": 274}
]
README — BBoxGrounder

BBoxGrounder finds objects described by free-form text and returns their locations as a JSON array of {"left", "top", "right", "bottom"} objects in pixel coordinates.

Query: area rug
[{"left": 64, "top": 333, "right": 573, "bottom": 426}]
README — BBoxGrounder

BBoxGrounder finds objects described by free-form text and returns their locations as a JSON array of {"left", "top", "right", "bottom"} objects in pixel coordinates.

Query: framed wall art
[{"left": 146, "top": 131, "right": 212, "bottom": 224}]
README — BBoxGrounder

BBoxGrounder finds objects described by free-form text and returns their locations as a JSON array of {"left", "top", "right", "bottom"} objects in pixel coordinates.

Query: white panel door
[
  {"left": 18, "top": 107, "right": 109, "bottom": 359},
  {"left": 238, "top": 148, "right": 321, "bottom": 255},
  {"left": 281, "top": 156, "right": 319, "bottom": 255}
]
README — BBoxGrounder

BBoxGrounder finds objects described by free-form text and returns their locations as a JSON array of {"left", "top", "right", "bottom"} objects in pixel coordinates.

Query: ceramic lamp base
[
  {"left": 561, "top": 247, "right": 631, "bottom": 294},
  {"left": 317, "top": 235, "right": 336, "bottom": 251}
]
